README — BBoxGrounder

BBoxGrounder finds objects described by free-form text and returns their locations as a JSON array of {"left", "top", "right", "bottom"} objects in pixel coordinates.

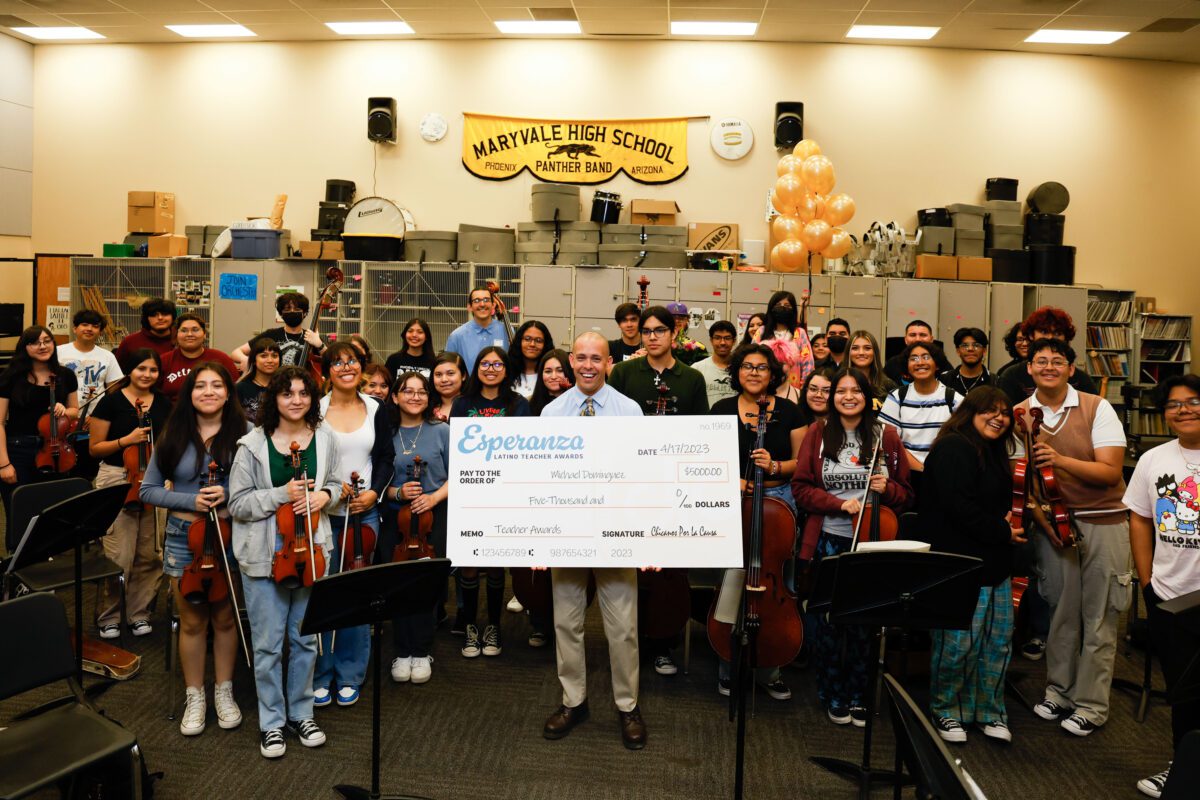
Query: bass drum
[{"left": 343, "top": 196, "right": 414, "bottom": 238}]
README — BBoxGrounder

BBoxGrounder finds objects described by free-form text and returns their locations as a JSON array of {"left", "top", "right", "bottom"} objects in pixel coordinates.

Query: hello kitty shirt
[{"left": 1124, "top": 439, "right": 1200, "bottom": 600}]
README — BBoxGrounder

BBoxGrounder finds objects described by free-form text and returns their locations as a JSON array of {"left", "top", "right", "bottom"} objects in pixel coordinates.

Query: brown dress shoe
[
  {"left": 543, "top": 702, "right": 590, "bottom": 740},
  {"left": 619, "top": 706, "right": 647, "bottom": 750}
]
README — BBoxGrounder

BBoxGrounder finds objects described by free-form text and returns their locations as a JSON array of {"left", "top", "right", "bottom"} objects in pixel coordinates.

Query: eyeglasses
[
  {"left": 330, "top": 359, "right": 360, "bottom": 369},
  {"left": 399, "top": 389, "right": 429, "bottom": 398},
  {"left": 1031, "top": 359, "right": 1070, "bottom": 369},
  {"left": 478, "top": 362, "right": 505, "bottom": 372},
  {"left": 807, "top": 386, "right": 831, "bottom": 396},
  {"left": 521, "top": 336, "right": 545, "bottom": 345},
  {"left": 957, "top": 342, "right": 983, "bottom": 351},
  {"left": 739, "top": 363, "right": 770, "bottom": 374},
  {"left": 1165, "top": 397, "right": 1200, "bottom": 412},
  {"left": 641, "top": 327, "right": 671, "bottom": 338},
  {"left": 30, "top": 339, "right": 54, "bottom": 347},
  {"left": 711, "top": 335, "right": 736, "bottom": 343},
  {"left": 908, "top": 354, "right": 934, "bottom": 363},
  {"left": 470, "top": 297, "right": 493, "bottom": 306}
]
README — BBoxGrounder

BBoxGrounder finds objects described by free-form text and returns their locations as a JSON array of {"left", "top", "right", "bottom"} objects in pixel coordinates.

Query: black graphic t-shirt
[
  {"left": 449, "top": 394, "right": 531, "bottom": 418},
  {"left": 246, "top": 327, "right": 319, "bottom": 368}
]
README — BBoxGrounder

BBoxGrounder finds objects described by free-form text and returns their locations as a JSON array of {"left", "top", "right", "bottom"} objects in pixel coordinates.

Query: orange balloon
[
  {"left": 797, "top": 192, "right": 826, "bottom": 223},
  {"left": 792, "top": 139, "right": 822, "bottom": 162},
  {"left": 822, "top": 228, "right": 852, "bottom": 259},
  {"left": 770, "top": 239, "right": 809, "bottom": 273},
  {"left": 801, "top": 219, "right": 833, "bottom": 253},
  {"left": 776, "top": 154, "right": 803, "bottom": 177},
  {"left": 823, "top": 193, "right": 855, "bottom": 227},
  {"left": 774, "top": 173, "right": 806, "bottom": 212},
  {"left": 770, "top": 190, "right": 795, "bottom": 217},
  {"left": 771, "top": 214, "right": 804, "bottom": 243},
  {"left": 801, "top": 155, "right": 836, "bottom": 196}
]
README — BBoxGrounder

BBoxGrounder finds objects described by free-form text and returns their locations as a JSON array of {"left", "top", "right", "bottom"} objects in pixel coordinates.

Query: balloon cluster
[{"left": 769, "top": 140, "right": 855, "bottom": 272}]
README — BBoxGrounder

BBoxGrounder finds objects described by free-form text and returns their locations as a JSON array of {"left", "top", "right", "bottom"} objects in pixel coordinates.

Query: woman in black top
[
  {"left": 89, "top": 348, "right": 171, "bottom": 638},
  {"left": 450, "top": 348, "right": 531, "bottom": 418},
  {"left": 529, "top": 349, "right": 574, "bottom": 416},
  {"left": 919, "top": 385, "right": 1022, "bottom": 745},
  {"left": 384, "top": 318, "right": 437, "bottom": 382},
  {"left": 506, "top": 320, "right": 554, "bottom": 400},
  {"left": 237, "top": 336, "right": 281, "bottom": 425},
  {"left": 0, "top": 325, "right": 79, "bottom": 548},
  {"left": 708, "top": 344, "right": 804, "bottom": 699}
]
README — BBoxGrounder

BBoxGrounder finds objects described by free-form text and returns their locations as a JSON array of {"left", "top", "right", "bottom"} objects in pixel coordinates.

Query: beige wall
[{"left": 30, "top": 39, "right": 1200, "bottom": 320}]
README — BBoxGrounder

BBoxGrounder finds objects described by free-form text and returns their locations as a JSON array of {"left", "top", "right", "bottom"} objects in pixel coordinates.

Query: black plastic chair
[{"left": 0, "top": 592, "right": 144, "bottom": 799}]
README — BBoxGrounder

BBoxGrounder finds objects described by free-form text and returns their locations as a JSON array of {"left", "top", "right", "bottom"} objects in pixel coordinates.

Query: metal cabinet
[
  {"left": 1035, "top": 285, "right": 1088, "bottom": 366},
  {"left": 573, "top": 267, "right": 625, "bottom": 319},
  {"left": 988, "top": 283, "right": 1028, "bottom": 372},
  {"left": 832, "top": 276, "right": 884, "bottom": 336},
  {"left": 537, "top": 317, "right": 573, "bottom": 348},
  {"left": 780, "top": 273, "right": 833, "bottom": 334},
  {"left": 886, "top": 279, "right": 939, "bottom": 339},
  {"left": 677, "top": 271, "right": 730, "bottom": 348},
  {"left": 626, "top": 269, "right": 676, "bottom": 305},
  {"left": 937, "top": 282, "right": 989, "bottom": 366},
  {"left": 209, "top": 259, "right": 318, "bottom": 354},
  {"left": 573, "top": 316, "right": 618, "bottom": 342},
  {"left": 730, "top": 272, "right": 779, "bottom": 305},
  {"left": 521, "top": 266, "right": 574, "bottom": 320}
]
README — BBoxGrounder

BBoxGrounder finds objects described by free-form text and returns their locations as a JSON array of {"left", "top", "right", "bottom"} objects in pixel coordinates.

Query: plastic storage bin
[{"left": 230, "top": 229, "right": 283, "bottom": 259}]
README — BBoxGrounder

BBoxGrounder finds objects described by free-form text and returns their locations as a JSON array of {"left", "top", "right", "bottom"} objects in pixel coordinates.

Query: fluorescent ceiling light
[
  {"left": 846, "top": 25, "right": 939, "bottom": 40},
  {"left": 166, "top": 24, "right": 255, "bottom": 38},
  {"left": 12, "top": 27, "right": 104, "bottom": 40},
  {"left": 671, "top": 21, "right": 757, "bottom": 36},
  {"left": 326, "top": 21, "right": 414, "bottom": 35},
  {"left": 1025, "top": 29, "right": 1128, "bottom": 44},
  {"left": 494, "top": 20, "right": 581, "bottom": 35}
]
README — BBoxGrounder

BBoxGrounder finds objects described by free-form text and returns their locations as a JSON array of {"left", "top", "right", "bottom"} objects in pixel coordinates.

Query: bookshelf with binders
[
  {"left": 1085, "top": 289, "right": 1135, "bottom": 408},
  {"left": 1130, "top": 311, "right": 1193, "bottom": 443}
]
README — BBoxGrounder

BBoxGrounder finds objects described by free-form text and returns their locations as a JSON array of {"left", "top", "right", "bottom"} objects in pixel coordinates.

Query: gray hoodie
[{"left": 229, "top": 424, "right": 343, "bottom": 579}]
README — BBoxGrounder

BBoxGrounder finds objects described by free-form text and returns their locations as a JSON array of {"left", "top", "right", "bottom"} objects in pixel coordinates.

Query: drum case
[{"left": 531, "top": 184, "right": 581, "bottom": 223}]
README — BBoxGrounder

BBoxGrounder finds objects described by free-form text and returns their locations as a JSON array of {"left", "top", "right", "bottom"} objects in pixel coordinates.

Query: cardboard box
[
  {"left": 688, "top": 222, "right": 739, "bottom": 251},
  {"left": 629, "top": 199, "right": 679, "bottom": 225},
  {"left": 915, "top": 254, "right": 957, "bottom": 280},
  {"left": 128, "top": 191, "right": 176, "bottom": 234},
  {"left": 299, "top": 240, "right": 345, "bottom": 260},
  {"left": 147, "top": 234, "right": 187, "bottom": 258},
  {"left": 957, "top": 256, "right": 993, "bottom": 282}
]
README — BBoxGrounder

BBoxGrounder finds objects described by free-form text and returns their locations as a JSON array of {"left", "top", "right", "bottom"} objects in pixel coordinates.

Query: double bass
[
  {"left": 272, "top": 441, "right": 326, "bottom": 590},
  {"left": 394, "top": 456, "right": 435, "bottom": 562},
  {"left": 485, "top": 279, "right": 517, "bottom": 345},
  {"left": 296, "top": 266, "right": 344, "bottom": 382},
  {"left": 35, "top": 373, "right": 77, "bottom": 475},
  {"left": 339, "top": 471, "right": 378, "bottom": 571},
  {"left": 1012, "top": 407, "right": 1074, "bottom": 548},
  {"left": 122, "top": 399, "right": 153, "bottom": 512}
]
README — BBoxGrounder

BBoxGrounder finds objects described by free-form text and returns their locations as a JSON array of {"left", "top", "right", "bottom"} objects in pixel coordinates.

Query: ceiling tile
[
  {"left": 87, "top": 25, "right": 180, "bottom": 41},
  {"left": 1050, "top": 14, "right": 1156, "bottom": 30},
  {"left": 572, "top": 0, "right": 667, "bottom": 7},
  {"left": 206, "top": 0, "right": 310, "bottom": 9},
  {"left": 224, "top": 9, "right": 317, "bottom": 23},
  {"left": 862, "top": 0, "right": 970, "bottom": 10},
  {"left": 1068, "top": 0, "right": 1184, "bottom": 14},
  {"left": 228, "top": 21, "right": 333, "bottom": 38},
  {"left": 754, "top": 21, "right": 855, "bottom": 40},
  {"left": 384, "top": 0, "right": 486, "bottom": 7},
  {"left": 110, "top": 0, "right": 210, "bottom": 10},
  {"left": 481, "top": 7, "right": 533, "bottom": 20},
  {"left": 929, "top": 26, "right": 1037, "bottom": 46},
  {"left": 660, "top": 0, "right": 765, "bottom": 8},
  {"left": 405, "top": 20, "right": 498, "bottom": 33},
  {"left": 763, "top": 0, "right": 866, "bottom": 8},
  {"left": 305, "top": 8, "right": 414, "bottom": 21},
  {"left": 21, "top": 0, "right": 122, "bottom": 12},
  {"left": 58, "top": 11, "right": 142, "bottom": 24},
  {"left": 395, "top": 6, "right": 489, "bottom": 21},
  {"left": 964, "top": 0, "right": 1075, "bottom": 12},
  {"left": 670, "top": 8, "right": 760, "bottom": 22},
  {"left": 855, "top": 10, "right": 957, "bottom": 25},
  {"left": 474, "top": 0, "right": 589, "bottom": 5},
  {"left": 761, "top": 8, "right": 857, "bottom": 23},
  {"left": 576, "top": 7, "right": 667, "bottom": 22},
  {"left": 140, "top": 11, "right": 238, "bottom": 25},
  {"left": 950, "top": 12, "right": 1055, "bottom": 28}
]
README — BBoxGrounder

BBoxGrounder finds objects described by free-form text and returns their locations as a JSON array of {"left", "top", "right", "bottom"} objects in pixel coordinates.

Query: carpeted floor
[{"left": 0, "top": 577, "right": 1177, "bottom": 800}]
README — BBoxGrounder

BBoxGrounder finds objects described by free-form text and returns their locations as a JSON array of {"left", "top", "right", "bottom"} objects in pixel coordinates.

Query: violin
[
  {"left": 297, "top": 266, "right": 344, "bottom": 382},
  {"left": 339, "top": 471, "right": 378, "bottom": 572},
  {"left": 485, "top": 279, "right": 518, "bottom": 345},
  {"left": 636, "top": 274, "right": 650, "bottom": 312},
  {"left": 122, "top": 398, "right": 153, "bottom": 512},
  {"left": 1012, "top": 407, "right": 1075, "bottom": 548},
  {"left": 181, "top": 461, "right": 233, "bottom": 606},
  {"left": 708, "top": 396, "right": 804, "bottom": 668},
  {"left": 393, "top": 456, "right": 435, "bottom": 562},
  {"left": 271, "top": 440, "right": 326, "bottom": 589},
  {"left": 35, "top": 373, "right": 77, "bottom": 475},
  {"left": 851, "top": 426, "right": 899, "bottom": 548}
]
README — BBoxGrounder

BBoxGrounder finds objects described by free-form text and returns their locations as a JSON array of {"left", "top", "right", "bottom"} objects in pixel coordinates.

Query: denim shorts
[{"left": 163, "top": 514, "right": 238, "bottom": 578}]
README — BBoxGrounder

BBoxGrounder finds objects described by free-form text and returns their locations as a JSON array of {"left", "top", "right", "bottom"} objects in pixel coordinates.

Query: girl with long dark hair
[
  {"left": 920, "top": 386, "right": 1020, "bottom": 744},
  {"left": 89, "top": 348, "right": 170, "bottom": 639},
  {"left": 507, "top": 320, "right": 554, "bottom": 399},
  {"left": 847, "top": 330, "right": 895, "bottom": 409},
  {"left": 431, "top": 352, "right": 467, "bottom": 422},
  {"left": 236, "top": 336, "right": 281, "bottom": 424},
  {"left": 141, "top": 363, "right": 249, "bottom": 736},
  {"left": 228, "top": 366, "right": 343, "bottom": 759},
  {"left": 384, "top": 318, "right": 436, "bottom": 382},
  {"left": 451, "top": 347, "right": 531, "bottom": 418},
  {"left": 529, "top": 349, "right": 575, "bottom": 417}
]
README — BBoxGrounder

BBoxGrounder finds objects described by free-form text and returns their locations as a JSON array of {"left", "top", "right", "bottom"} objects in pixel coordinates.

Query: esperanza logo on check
[{"left": 458, "top": 424, "right": 585, "bottom": 462}]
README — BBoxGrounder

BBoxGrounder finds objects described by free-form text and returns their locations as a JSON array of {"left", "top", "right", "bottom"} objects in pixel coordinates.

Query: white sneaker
[
  {"left": 213, "top": 681, "right": 242, "bottom": 729},
  {"left": 410, "top": 656, "right": 433, "bottom": 684},
  {"left": 979, "top": 721, "right": 1012, "bottom": 743},
  {"left": 180, "top": 686, "right": 206, "bottom": 736},
  {"left": 390, "top": 656, "right": 412, "bottom": 683},
  {"left": 506, "top": 596, "right": 524, "bottom": 613}
]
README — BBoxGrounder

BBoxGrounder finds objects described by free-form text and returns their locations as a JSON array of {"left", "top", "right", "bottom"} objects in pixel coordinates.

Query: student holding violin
[
  {"left": 0, "top": 326, "right": 79, "bottom": 549},
  {"left": 312, "top": 342, "right": 395, "bottom": 708},
  {"left": 89, "top": 348, "right": 169, "bottom": 639},
  {"left": 140, "top": 363, "right": 249, "bottom": 736},
  {"left": 919, "top": 386, "right": 1022, "bottom": 745},
  {"left": 381, "top": 371, "right": 450, "bottom": 685},
  {"left": 708, "top": 344, "right": 805, "bottom": 701},
  {"left": 1013, "top": 337, "right": 1129, "bottom": 738},
  {"left": 792, "top": 367, "right": 913, "bottom": 725},
  {"left": 228, "top": 366, "right": 342, "bottom": 759}
]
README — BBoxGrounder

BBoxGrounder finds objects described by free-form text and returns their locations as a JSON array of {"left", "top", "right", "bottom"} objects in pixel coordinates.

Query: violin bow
[
  {"left": 209, "top": 462, "right": 251, "bottom": 669},
  {"left": 300, "top": 458, "right": 324, "bottom": 656},
  {"left": 850, "top": 425, "right": 885, "bottom": 551}
]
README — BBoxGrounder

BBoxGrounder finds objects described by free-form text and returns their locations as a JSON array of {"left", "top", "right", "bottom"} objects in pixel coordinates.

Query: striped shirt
[{"left": 879, "top": 384, "right": 961, "bottom": 464}]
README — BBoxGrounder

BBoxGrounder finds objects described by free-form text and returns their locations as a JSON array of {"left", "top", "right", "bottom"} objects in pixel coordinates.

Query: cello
[
  {"left": 1012, "top": 407, "right": 1075, "bottom": 548},
  {"left": 35, "top": 373, "right": 77, "bottom": 475},
  {"left": 708, "top": 395, "right": 804, "bottom": 668},
  {"left": 296, "top": 266, "right": 344, "bottom": 382},
  {"left": 393, "top": 456, "right": 435, "bottom": 562},
  {"left": 340, "top": 471, "right": 378, "bottom": 571},
  {"left": 271, "top": 441, "right": 326, "bottom": 590},
  {"left": 122, "top": 398, "right": 153, "bottom": 512}
]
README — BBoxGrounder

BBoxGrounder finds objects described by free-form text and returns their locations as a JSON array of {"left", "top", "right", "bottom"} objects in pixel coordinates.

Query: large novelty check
[{"left": 447, "top": 416, "right": 743, "bottom": 568}]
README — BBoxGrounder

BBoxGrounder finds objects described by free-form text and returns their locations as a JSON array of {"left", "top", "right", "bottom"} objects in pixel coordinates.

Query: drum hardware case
[
  {"left": 515, "top": 241, "right": 600, "bottom": 266},
  {"left": 531, "top": 184, "right": 581, "bottom": 223},
  {"left": 403, "top": 231, "right": 458, "bottom": 263},
  {"left": 599, "top": 224, "right": 688, "bottom": 247},
  {"left": 597, "top": 243, "right": 687, "bottom": 269},
  {"left": 955, "top": 229, "right": 985, "bottom": 258},
  {"left": 457, "top": 224, "right": 515, "bottom": 264},
  {"left": 517, "top": 221, "right": 601, "bottom": 245},
  {"left": 946, "top": 203, "right": 986, "bottom": 232}
]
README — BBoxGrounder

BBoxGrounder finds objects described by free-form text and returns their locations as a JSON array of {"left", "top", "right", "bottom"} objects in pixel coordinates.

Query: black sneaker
[
  {"left": 827, "top": 705, "right": 852, "bottom": 725},
  {"left": 1060, "top": 713, "right": 1097, "bottom": 737},
  {"left": 260, "top": 728, "right": 286, "bottom": 758},
  {"left": 717, "top": 678, "right": 731, "bottom": 697},
  {"left": 286, "top": 718, "right": 326, "bottom": 748},
  {"left": 481, "top": 624, "right": 502, "bottom": 657},
  {"left": 653, "top": 655, "right": 678, "bottom": 675},
  {"left": 1138, "top": 763, "right": 1171, "bottom": 798},
  {"left": 1021, "top": 637, "right": 1046, "bottom": 661},
  {"left": 849, "top": 705, "right": 868, "bottom": 727},
  {"left": 933, "top": 716, "right": 967, "bottom": 743},
  {"left": 1034, "top": 698, "right": 1070, "bottom": 721},
  {"left": 758, "top": 680, "right": 792, "bottom": 701}
]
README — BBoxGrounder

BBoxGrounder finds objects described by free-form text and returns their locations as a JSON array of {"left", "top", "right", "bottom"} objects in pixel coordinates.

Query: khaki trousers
[
  {"left": 551, "top": 567, "right": 639, "bottom": 713},
  {"left": 1043, "top": 518, "right": 1131, "bottom": 725},
  {"left": 95, "top": 462, "right": 163, "bottom": 626}
]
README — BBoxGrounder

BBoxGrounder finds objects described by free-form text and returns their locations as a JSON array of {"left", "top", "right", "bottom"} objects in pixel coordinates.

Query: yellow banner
[{"left": 462, "top": 113, "right": 689, "bottom": 185}]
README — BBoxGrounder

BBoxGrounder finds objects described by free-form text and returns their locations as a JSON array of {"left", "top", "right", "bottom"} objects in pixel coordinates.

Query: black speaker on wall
[
  {"left": 367, "top": 97, "right": 396, "bottom": 143},
  {"left": 774, "top": 102, "right": 804, "bottom": 149}
]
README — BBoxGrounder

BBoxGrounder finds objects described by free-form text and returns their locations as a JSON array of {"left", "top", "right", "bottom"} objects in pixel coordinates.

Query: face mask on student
[
  {"left": 826, "top": 334, "right": 848, "bottom": 354},
  {"left": 281, "top": 311, "right": 305, "bottom": 327}
]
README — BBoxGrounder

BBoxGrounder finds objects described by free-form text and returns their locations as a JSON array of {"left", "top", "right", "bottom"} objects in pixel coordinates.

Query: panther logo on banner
[{"left": 462, "top": 113, "right": 690, "bottom": 185}]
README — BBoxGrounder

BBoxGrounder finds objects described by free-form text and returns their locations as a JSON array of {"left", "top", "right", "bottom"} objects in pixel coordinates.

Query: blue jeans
[
  {"left": 764, "top": 483, "right": 798, "bottom": 515},
  {"left": 241, "top": 573, "right": 318, "bottom": 731},
  {"left": 313, "top": 512, "right": 378, "bottom": 691}
]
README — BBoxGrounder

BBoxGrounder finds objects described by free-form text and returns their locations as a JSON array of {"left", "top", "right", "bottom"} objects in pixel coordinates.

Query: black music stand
[
  {"left": 301, "top": 558, "right": 451, "bottom": 800},
  {"left": 1158, "top": 588, "right": 1200, "bottom": 706},
  {"left": 9, "top": 484, "right": 129, "bottom": 683},
  {"left": 809, "top": 550, "right": 982, "bottom": 800}
]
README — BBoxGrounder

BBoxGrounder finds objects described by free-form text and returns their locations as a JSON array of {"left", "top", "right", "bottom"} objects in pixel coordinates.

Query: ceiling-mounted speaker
[
  {"left": 367, "top": 97, "right": 396, "bottom": 143},
  {"left": 774, "top": 102, "right": 804, "bottom": 150}
]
